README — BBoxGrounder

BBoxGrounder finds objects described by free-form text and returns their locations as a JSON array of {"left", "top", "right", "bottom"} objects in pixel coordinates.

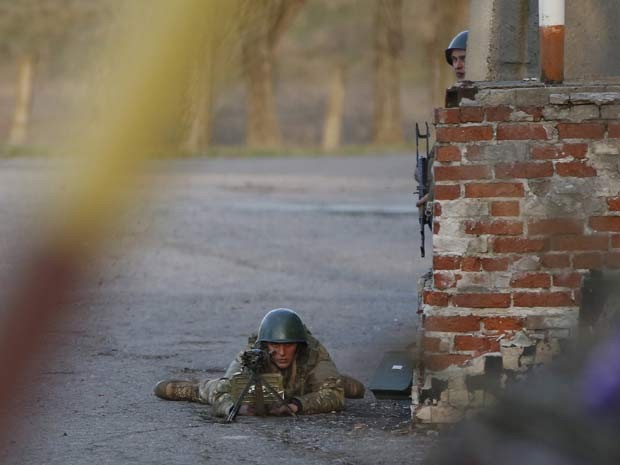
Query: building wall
[
  {"left": 468, "top": 0, "right": 620, "bottom": 82},
  {"left": 414, "top": 81, "right": 620, "bottom": 423}
]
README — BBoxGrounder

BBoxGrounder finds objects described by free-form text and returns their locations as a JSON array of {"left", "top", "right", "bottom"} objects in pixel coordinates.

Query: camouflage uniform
[{"left": 198, "top": 332, "right": 344, "bottom": 417}]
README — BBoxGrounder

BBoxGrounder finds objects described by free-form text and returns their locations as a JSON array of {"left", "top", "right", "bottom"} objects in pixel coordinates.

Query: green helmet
[
  {"left": 445, "top": 30, "right": 468, "bottom": 65},
  {"left": 257, "top": 308, "right": 307, "bottom": 344}
]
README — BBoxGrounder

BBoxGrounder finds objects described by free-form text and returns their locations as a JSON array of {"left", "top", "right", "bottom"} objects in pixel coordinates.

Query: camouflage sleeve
[
  {"left": 428, "top": 144, "right": 435, "bottom": 202},
  {"left": 293, "top": 345, "right": 344, "bottom": 414}
]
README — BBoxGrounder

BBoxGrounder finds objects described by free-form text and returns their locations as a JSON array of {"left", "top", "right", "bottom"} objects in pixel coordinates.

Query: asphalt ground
[{"left": 0, "top": 154, "right": 436, "bottom": 465}]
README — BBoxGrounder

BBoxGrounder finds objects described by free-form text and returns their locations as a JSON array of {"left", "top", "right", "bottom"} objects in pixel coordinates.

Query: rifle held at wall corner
[{"left": 415, "top": 122, "right": 433, "bottom": 257}]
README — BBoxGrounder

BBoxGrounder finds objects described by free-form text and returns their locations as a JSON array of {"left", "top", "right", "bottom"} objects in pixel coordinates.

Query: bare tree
[
  {"left": 373, "top": 0, "right": 404, "bottom": 145},
  {"left": 238, "top": 0, "right": 306, "bottom": 149},
  {"left": 0, "top": 0, "right": 105, "bottom": 147}
]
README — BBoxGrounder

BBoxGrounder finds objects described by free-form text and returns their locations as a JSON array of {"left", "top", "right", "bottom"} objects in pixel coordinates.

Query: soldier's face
[
  {"left": 267, "top": 342, "right": 298, "bottom": 369},
  {"left": 451, "top": 49, "right": 466, "bottom": 81}
]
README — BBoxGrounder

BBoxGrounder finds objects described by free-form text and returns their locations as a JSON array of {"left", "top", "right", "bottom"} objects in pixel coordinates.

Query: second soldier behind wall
[
  {"left": 154, "top": 308, "right": 365, "bottom": 417},
  {"left": 416, "top": 30, "right": 468, "bottom": 211}
]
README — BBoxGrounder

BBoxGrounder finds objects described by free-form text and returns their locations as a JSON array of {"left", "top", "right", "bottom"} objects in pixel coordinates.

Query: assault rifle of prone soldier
[{"left": 225, "top": 348, "right": 296, "bottom": 422}]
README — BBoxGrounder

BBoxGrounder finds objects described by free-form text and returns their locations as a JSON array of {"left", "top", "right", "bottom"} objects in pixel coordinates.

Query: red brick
[
  {"left": 513, "top": 291, "right": 575, "bottom": 307},
  {"left": 531, "top": 145, "right": 561, "bottom": 160},
  {"left": 561, "top": 143, "right": 588, "bottom": 159},
  {"left": 461, "top": 257, "right": 481, "bottom": 271},
  {"left": 425, "top": 354, "right": 472, "bottom": 371},
  {"left": 423, "top": 290, "right": 450, "bottom": 306},
  {"left": 495, "top": 162, "right": 554, "bottom": 179},
  {"left": 497, "top": 123, "right": 548, "bottom": 140},
  {"left": 433, "top": 255, "right": 461, "bottom": 270},
  {"left": 434, "top": 203, "right": 442, "bottom": 217},
  {"left": 540, "top": 253, "right": 571, "bottom": 268},
  {"left": 491, "top": 201, "right": 520, "bottom": 217},
  {"left": 453, "top": 293, "right": 511, "bottom": 308},
  {"left": 434, "top": 108, "right": 460, "bottom": 124},
  {"left": 557, "top": 123, "right": 605, "bottom": 139},
  {"left": 510, "top": 272, "right": 552, "bottom": 288},
  {"left": 607, "top": 198, "right": 620, "bottom": 212},
  {"left": 434, "top": 272, "right": 456, "bottom": 289},
  {"left": 464, "top": 220, "right": 523, "bottom": 235},
  {"left": 551, "top": 235, "right": 609, "bottom": 251},
  {"left": 460, "top": 107, "right": 484, "bottom": 123},
  {"left": 464, "top": 144, "right": 483, "bottom": 161},
  {"left": 434, "top": 184, "right": 461, "bottom": 200},
  {"left": 556, "top": 161, "right": 597, "bottom": 177},
  {"left": 480, "top": 257, "right": 511, "bottom": 271},
  {"left": 528, "top": 218, "right": 583, "bottom": 235},
  {"left": 590, "top": 216, "right": 620, "bottom": 232},
  {"left": 485, "top": 105, "right": 512, "bottom": 122},
  {"left": 517, "top": 106, "right": 543, "bottom": 122},
  {"left": 436, "top": 126, "right": 494, "bottom": 143},
  {"left": 465, "top": 182, "right": 525, "bottom": 198},
  {"left": 423, "top": 336, "right": 442, "bottom": 352},
  {"left": 424, "top": 315, "right": 481, "bottom": 332},
  {"left": 435, "top": 165, "right": 492, "bottom": 181},
  {"left": 493, "top": 237, "right": 547, "bottom": 253},
  {"left": 605, "top": 252, "right": 620, "bottom": 269},
  {"left": 435, "top": 146, "right": 461, "bottom": 162},
  {"left": 483, "top": 317, "right": 524, "bottom": 331},
  {"left": 553, "top": 272, "right": 583, "bottom": 288},
  {"left": 609, "top": 122, "right": 620, "bottom": 138},
  {"left": 453, "top": 335, "right": 500, "bottom": 353},
  {"left": 573, "top": 253, "right": 604, "bottom": 269},
  {"left": 612, "top": 234, "right": 620, "bottom": 248}
]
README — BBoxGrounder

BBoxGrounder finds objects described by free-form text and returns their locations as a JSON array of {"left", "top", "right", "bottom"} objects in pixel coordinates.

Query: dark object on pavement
[{"left": 368, "top": 351, "right": 413, "bottom": 399}]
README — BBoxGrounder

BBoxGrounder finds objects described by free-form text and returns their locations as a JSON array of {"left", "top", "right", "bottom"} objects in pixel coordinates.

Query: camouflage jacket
[{"left": 209, "top": 333, "right": 344, "bottom": 417}]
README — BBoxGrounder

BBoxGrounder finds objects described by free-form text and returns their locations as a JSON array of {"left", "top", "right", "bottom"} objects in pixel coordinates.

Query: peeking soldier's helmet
[
  {"left": 445, "top": 30, "right": 468, "bottom": 65},
  {"left": 257, "top": 308, "right": 307, "bottom": 344}
]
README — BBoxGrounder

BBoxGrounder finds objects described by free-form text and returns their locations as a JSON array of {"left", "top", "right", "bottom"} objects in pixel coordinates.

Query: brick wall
[{"left": 414, "top": 82, "right": 620, "bottom": 423}]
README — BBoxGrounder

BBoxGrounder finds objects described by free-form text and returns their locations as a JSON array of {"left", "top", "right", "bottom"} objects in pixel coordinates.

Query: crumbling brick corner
[{"left": 413, "top": 80, "right": 620, "bottom": 423}]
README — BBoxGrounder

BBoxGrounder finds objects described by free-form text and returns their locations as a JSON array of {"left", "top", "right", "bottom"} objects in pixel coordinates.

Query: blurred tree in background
[
  {"left": 0, "top": 0, "right": 106, "bottom": 147},
  {"left": 373, "top": 0, "right": 403, "bottom": 145},
  {"left": 0, "top": 0, "right": 469, "bottom": 153}
]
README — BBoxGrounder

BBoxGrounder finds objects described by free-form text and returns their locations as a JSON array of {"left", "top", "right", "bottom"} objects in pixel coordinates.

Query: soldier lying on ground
[{"left": 154, "top": 308, "right": 365, "bottom": 416}]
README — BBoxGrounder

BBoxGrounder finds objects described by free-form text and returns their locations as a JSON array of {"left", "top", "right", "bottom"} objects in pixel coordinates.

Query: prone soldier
[{"left": 154, "top": 308, "right": 365, "bottom": 417}]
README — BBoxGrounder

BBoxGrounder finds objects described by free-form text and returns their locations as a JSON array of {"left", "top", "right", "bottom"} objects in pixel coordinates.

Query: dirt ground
[{"left": 0, "top": 154, "right": 437, "bottom": 464}]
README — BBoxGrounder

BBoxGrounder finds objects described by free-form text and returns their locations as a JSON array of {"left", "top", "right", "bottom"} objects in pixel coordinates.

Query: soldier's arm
[{"left": 292, "top": 346, "right": 344, "bottom": 414}]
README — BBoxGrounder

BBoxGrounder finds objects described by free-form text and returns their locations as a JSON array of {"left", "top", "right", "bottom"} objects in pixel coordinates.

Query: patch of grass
[{"left": 0, "top": 144, "right": 52, "bottom": 158}]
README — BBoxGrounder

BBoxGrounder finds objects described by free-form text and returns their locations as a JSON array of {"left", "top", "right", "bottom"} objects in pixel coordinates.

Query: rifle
[
  {"left": 415, "top": 122, "right": 433, "bottom": 257},
  {"left": 225, "top": 348, "right": 296, "bottom": 422}
]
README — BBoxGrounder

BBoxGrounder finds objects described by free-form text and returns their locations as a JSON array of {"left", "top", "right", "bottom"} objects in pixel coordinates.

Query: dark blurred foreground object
[{"left": 424, "top": 325, "right": 620, "bottom": 465}]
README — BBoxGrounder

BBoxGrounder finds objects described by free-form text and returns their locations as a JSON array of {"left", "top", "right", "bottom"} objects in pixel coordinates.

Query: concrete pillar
[{"left": 467, "top": 0, "right": 538, "bottom": 82}]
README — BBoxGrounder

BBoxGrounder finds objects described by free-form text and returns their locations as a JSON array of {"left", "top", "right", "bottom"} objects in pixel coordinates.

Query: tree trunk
[
  {"left": 239, "top": 1, "right": 281, "bottom": 149},
  {"left": 9, "top": 55, "right": 35, "bottom": 147},
  {"left": 322, "top": 64, "right": 346, "bottom": 152},
  {"left": 373, "top": 0, "right": 404, "bottom": 145},
  {"left": 184, "top": 48, "right": 215, "bottom": 154}
]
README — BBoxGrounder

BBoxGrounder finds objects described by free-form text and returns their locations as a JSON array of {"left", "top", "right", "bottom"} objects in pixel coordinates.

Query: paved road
[{"left": 0, "top": 154, "right": 435, "bottom": 464}]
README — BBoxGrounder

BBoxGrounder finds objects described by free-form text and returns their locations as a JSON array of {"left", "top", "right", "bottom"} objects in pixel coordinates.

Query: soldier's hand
[
  {"left": 237, "top": 404, "right": 256, "bottom": 416},
  {"left": 416, "top": 193, "right": 430, "bottom": 208},
  {"left": 268, "top": 403, "right": 298, "bottom": 416}
]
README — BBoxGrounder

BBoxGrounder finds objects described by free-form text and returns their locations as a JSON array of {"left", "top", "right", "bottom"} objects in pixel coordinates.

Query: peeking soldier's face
[
  {"left": 451, "top": 49, "right": 466, "bottom": 81},
  {"left": 267, "top": 342, "right": 298, "bottom": 370}
]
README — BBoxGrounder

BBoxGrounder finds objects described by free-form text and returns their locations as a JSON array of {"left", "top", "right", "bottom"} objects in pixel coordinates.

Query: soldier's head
[
  {"left": 257, "top": 308, "right": 308, "bottom": 370},
  {"left": 445, "top": 30, "right": 468, "bottom": 82}
]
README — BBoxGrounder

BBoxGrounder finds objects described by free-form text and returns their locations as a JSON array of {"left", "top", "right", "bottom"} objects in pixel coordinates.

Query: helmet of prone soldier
[
  {"left": 445, "top": 30, "right": 468, "bottom": 65},
  {"left": 257, "top": 308, "right": 308, "bottom": 344}
]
